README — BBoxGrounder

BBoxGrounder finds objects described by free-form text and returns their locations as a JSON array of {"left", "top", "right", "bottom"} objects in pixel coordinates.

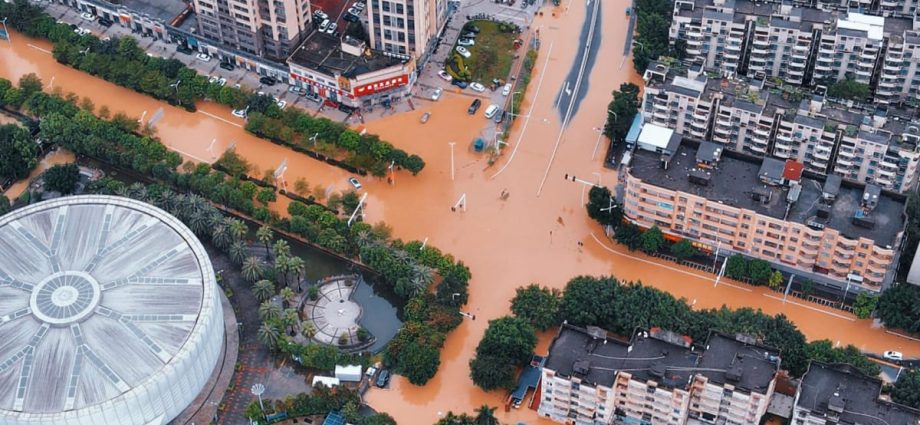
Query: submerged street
[{"left": 2, "top": 0, "right": 920, "bottom": 422}]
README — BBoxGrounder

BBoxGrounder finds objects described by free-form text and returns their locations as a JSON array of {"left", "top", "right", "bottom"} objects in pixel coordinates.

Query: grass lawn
[{"left": 452, "top": 20, "right": 518, "bottom": 83}]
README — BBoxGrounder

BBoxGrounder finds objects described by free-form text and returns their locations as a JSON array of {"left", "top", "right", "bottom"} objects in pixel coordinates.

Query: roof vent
[{"left": 573, "top": 360, "right": 590, "bottom": 375}]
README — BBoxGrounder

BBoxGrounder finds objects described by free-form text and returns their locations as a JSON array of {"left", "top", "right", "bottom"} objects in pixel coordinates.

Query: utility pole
[
  {"left": 783, "top": 274, "right": 795, "bottom": 304},
  {"left": 448, "top": 142, "right": 456, "bottom": 181},
  {"left": 347, "top": 192, "right": 369, "bottom": 226},
  {"left": 1, "top": 17, "right": 11, "bottom": 45}
]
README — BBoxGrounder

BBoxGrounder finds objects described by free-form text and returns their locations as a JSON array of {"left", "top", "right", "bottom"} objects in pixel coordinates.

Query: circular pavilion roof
[{"left": 0, "top": 196, "right": 217, "bottom": 416}]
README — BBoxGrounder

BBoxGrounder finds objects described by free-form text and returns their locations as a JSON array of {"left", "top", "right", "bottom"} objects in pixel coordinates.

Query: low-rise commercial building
[
  {"left": 287, "top": 32, "right": 416, "bottom": 108},
  {"left": 623, "top": 138, "right": 907, "bottom": 292},
  {"left": 57, "top": 0, "right": 192, "bottom": 41},
  {"left": 792, "top": 362, "right": 920, "bottom": 425},
  {"left": 539, "top": 325, "right": 781, "bottom": 425}
]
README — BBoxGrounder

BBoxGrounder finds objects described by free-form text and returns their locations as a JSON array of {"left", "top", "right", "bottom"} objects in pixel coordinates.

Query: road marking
[
  {"left": 197, "top": 110, "right": 244, "bottom": 128},
  {"left": 762, "top": 294, "right": 856, "bottom": 321},
  {"left": 589, "top": 233, "right": 752, "bottom": 292},
  {"left": 536, "top": 0, "right": 600, "bottom": 196},
  {"left": 489, "top": 41, "right": 555, "bottom": 179},
  {"left": 887, "top": 330, "right": 920, "bottom": 343},
  {"left": 171, "top": 147, "right": 214, "bottom": 164},
  {"left": 27, "top": 44, "right": 53, "bottom": 54}
]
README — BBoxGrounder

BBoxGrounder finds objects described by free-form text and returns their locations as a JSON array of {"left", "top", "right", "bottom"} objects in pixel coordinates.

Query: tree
[
  {"left": 827, "top": 77, "right": 871, "bottom": 101},
  {"left": 0, "top": 195, "right": 10, "bottom": 215},
  {"left": 279, "top": 287, "right": 296, "bottom": 308},
  {"left": 748, "top": 260, "right": 772, "bottom": 283},
  {"left": 670, "top": 239, "right": 696, "bottom": 260},
  {"left": 474, "top": 405, "right": 498, "bottom": 425},
  {"left": 768, "top": 270, "right": 784, "bottom": 290},
  {"left": 215, "top": 147, "right": 251, "bottom": 177},
  {"left": 0, "top": 124, "right": 39, "bottom": 180},
  {"left": 878, "top": 284, "right": 920, "bottom": 333},
  {"left": 363, "top": 413, "right": 397, "bottom": 425},
  {"left": 639, "top": 226, "right": 665, "bottom": 253},
  {"left": 242, "top": 256, "right": 264, "bottom": 282},
  {"left": 586, "top": 186, "right": 622, "bottom": 227},
  {"left": 228, "top": 240, "right": 247, "bottom": 265},
  {"left": 301, "top": 321, "right": 317, "bottom": 339},
  {"left": 480, "top": 316, "right": 536, "bottom": 363},
  {"left": 257, "top": 187, "right": 276, "bottom": 205},
  {"left": 510, "top": 284, "right": 561, "bottom": 330},
  {"left": 342, "top": 400, "right": 360, "bottom": 425},
  {"left": 558, "top": 276, "right": 619, "bottom": 327},
  {"left": 804, "top": 340, "right": 880, "bottom": 376},
  {"left": 725, "top": 254, "right": 748, "bottom": 279},
  {"left": 257, "top": 225, "right": 273, "bottom": 258},
  {"left": 257, "top": 322, "right": 282, "bottom": 350},
  {"left": 852, "top": 292, "right": 878, "bottom": 319},
  {"left": 384, "top": 323, "right": 444, "bottom": 385},
  {"left": 893, "top": 369, "right": 920, "bottom": 409},
  {"left": 603, "top": 83, "right": 640, "bottom": 142},
  {"left": 615, "top": 223, "right": 642, "bottom": 250},
  {"left": 42, "top": 163, "right": 80, "bottom": 194},
  {"left": 469, "top": 353, "right": 517, "bottom": 391}
]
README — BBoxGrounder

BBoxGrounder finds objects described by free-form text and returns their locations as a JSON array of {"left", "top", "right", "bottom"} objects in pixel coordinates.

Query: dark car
[
  {"left": 219, "top": 61, "right": 235, "bottom": 71},
  {"left": 375, "top": 369, "right": 390, "bottom": 388},
  {"left": 462, "top": 31, "right": 477, "bottom": 39},
  {"left": 97, "top": 17, "right": 113, "bottom": 27},
  {"left": 464, "top": 24, "right": 481, "bottom": 33},
  {"left": 343, "top": 13, "right": 360, "bottom": 22},
  {"left": 452, "top": 79, "right": 468, "bottom": 89},
  {"left": 467, "top": 98, "right": 482, "bottom": 114},
  {"left": 493, "top": 109, "right": 504, "bottom": 123},
  {"left": 259, "top": 76, "right": 277, "bottom": 86},
  {"left": 176, "top": 44, "right": 193, "bottom": 54}
]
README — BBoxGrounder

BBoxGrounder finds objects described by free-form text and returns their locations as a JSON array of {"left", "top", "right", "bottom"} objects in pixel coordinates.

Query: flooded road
[
  {"left": 2, "top": 148, "right": 75, "bottom": 200},
  {"left": 3, "top": 3, "right": 920, "bottom": 423}
]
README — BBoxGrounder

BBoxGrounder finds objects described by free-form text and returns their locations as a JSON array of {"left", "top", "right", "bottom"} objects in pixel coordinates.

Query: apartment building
[
  {"left": 539, "top": 325, "right": 781, "bottom": 425},
  {"left": 811, "top": 13, "right": 888, "bottom": 85},
  {"left": 366, "top": 0, "right": 447, "bottom": 60},
  {"left": 876, "top": 30, "right": 920, "bottom": 105},
  {"left": 58, "top": 0, "right": 192, "bottom": 41},
  {"left": 193, "top": 0, "right": 312, "bottom": 59},
  {"left": 641, "top": 65, "right": 920, "bottom": 193},
  {"left": 622, "top": 137, "right": 907, "bottom": 291},
  {"left": 792, "top": 362, "right": 920, "bottom": 425}
]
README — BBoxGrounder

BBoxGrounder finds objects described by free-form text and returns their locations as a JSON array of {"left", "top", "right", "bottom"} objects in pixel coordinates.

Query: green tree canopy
[
  {"left": 42, "top": 163, "right": 80, "bottom": 194},
  {"left": 893, "top": 369, "right": 920, "bottom": 410},
  {"left": 878, "top": 284, "right": 920, "bottom": 333},
  {"left": 0, "top": 124, "right": 39, "bottom": 181},
  {"left": 510, "top": 284, "right": 561, "bottom": 330},
  {"left": 827, "top": 77, "right": 871, "bottom": 101},
  {"left": 586, "top": 186, "right": 622, "bottom": 227},
  {"left": 670, "top": 239, "right": 696, "bottom": 260},
  {"left": 639, "top": 226, "right": 665, "bottom": 253}
]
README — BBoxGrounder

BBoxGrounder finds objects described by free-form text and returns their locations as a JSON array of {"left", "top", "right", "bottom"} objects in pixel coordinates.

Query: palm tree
[
  {"left": 256, "top": 225, "right": 273, "bottom": 259},
  {"left": 281, "top": 308, "right": 299, "bottom": 335},
  {"left": 128, "top": 183, "right": 148, "bottom": 201},
  {"left": 393, "top": 249, "right": 411, "bottom": 264},
  {"left": 274, "top": 254, "right": 291, "bottom": 288},
  {"left": 301, "top": 321, "right": 317, "bottom": 339},
  {"left": 227, "top": 218, "right": 247, "bottom": 243},
  {"left": 474, "top": 405, "right": 498, "bottom": 425},
  {"left": 211, "top": 222, "right": 232, "bottom": 250},
  {"left": 114, "top": 185, "right": 131, "bottom": 198},
  {"left": 241, "top": 256, "right": 264, "bottom": 283},
  {"left": 273, "top": 239, "right": 291, "bottom": 258},
  {"left": 407, "top": 264, "right": 434, "bottom": 297},
  {"left": 279, "top": 287, "right": 296, "bottom": 308},
  {"left": 156, "top": 189, "right": 177, "bottom": 213},
  {"left": 257, "top": 322, "right": 281, "bottom": 350},
  {"left": 252, "top": 280, "right": 275, "bottom": 302},
  {"left": 287, "top": 256, "right": 306, "bottom": 289},
  {"left": 189, "top": 210, "right": 210, "bottom": 236},
  {"left": 228, "top": 240, "right": 247, "bottom": 265},
  {"left": 258, "top": 300, "right": 283, "bottom": 322},
  {"left": 354, "top": 229, "right": 375, "bottom": 250}
]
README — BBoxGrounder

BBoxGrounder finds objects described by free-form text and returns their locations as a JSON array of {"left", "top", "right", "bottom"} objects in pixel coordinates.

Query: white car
[
  {"left": 196, "top": 52, "right": 211, "bottom": 62},
  {"left": 455, "top": 46, "right": 471, "bottom": 58},
  {"left": 319, "top": 19, "right": 330, "bottom": 32},
  {"left": 431, "top": 88, "right": 443, "bottom": 101},
  {"left": 469, "top": 82, "right": 486, "bottom": 92},
  {"left": 347, "top": 6, "right": 360, "bottom": 15},
  {"left": 218, "top": 78, "right": 227, "bottom": 87},
  {"left": 314, "top": 10, "right": 329, "bottom": 20},
  {"left": 232, "top": 107, "right": 248, "bottom": 118},
  {"left": 484, "top": 104, "right": 499, "bottom": 119},
  {"left": 348, "top": 177, "right": 362, "bottom": 190},
  {"left": 884, "top": 351, "right": 903, "bottom": 361},
  {"left": 502, "top": 83, "right": 512, "bottom": 96},
  {"left": 354, "top": 2, "right": 365, "bottom": 10},
  {"left": 208, "top": 76, "right": 220, "bottom": 84},
  {"left": 80, "top": 12, "right": 95, "bottom": 21},
  {"left": 277, "top": 100, "right": 287, "bottom": 110},
  {"left": 326, "top": 22, "right": 338, "bottom": 34},
  {"left": 437, "top": 70, "right": 452, "bottom": 82},
  {"left": 458, "top": 38, "right": 475, "bottom": 47}
]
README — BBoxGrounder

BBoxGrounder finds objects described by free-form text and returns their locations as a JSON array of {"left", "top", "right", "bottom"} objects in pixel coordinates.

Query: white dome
[{"left": 0, "top": 196, "right": 224, "bottom": 425}]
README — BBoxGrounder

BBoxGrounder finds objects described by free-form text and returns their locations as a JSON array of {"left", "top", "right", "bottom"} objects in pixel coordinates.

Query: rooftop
[
  {"left": 797, "top": 362, "right": 920, "bottom": 424},
  {"left": 621, "top": 330, "right": 699, "bottom": 389},
  {"left": 628, "top": 140, "right": 906, "bottom": 247},
  {"left": 544, "top": 324, "right": 629, "bottom": 387},
  {"left": 288, "top": 31, "right": 407, "bottom": 78},
  {"left": 697, "top": 333, "right": 780, "bottom": 394},
  {"left": 112, "top": 0, "right": 189, "bottom": 24}
]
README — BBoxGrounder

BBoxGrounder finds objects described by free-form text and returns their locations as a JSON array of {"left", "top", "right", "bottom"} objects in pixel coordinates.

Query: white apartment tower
[
  {"left": 193, "top": 0, "right": 312, "bottom": 59},
  {"left": 366, "top": 0, "right": 447, "bottom": 60}
]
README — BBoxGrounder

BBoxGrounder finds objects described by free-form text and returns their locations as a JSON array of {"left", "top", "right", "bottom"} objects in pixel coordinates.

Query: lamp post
[
  {"left": 251, "top": 383, "right": 266, "bottom": 420},
  {"left": 448, "top": 142, "right": 456, "bottom": 181},
  {"left": 1, "top": 17, "right": 11, "bottom": 45}
]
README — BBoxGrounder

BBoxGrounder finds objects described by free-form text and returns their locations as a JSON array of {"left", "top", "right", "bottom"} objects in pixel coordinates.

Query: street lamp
[
  {"left": 448, "top": 142, "right": 456, "bottom": 181},
  {"left": 1, "top": 17, "right": 11, "bottom": 45},
  {"left": 250, "top": 383, "right": 266, "bottom": 419}
]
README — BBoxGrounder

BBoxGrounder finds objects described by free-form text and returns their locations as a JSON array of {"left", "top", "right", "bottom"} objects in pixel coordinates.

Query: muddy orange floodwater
[{"left": 3, "top": 2, "right": 920, "bottom": 423}]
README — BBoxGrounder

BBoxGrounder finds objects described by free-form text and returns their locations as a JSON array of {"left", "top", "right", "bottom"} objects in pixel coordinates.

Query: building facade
[
  {"left": 366, "top": 0, "right": 447, "bottom": 61},
  {"left": 622, "top": 137, "right": 907, "bottom": 292},
  {"left": 193, "top": 0, "right": 312, "bottom": 59}
]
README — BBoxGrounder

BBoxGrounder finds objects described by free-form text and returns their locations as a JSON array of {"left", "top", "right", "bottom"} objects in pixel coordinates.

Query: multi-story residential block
[
  {"left": 622, "top": 137, "right": 907, "bottom": 292},
  {"left": 792, "top": 362, "right": 920, "bottom": 424},
  {"left": 287, "top": 32, "right": 416, "bottom": 107},
  {"left": 812, "top": 13, "right": 888, "bottom": 86},
  {"left": 876, "top": 30, "right": 920, "bottom": 105},
  {"left": 366, "top": 0, "right": 447, "bottom": 61},
  {"left": 539, "top": 325, "right": 781, "bottom": 425},
  {"left": 193, "top": 0, "right": 312, "bottom": 59}
]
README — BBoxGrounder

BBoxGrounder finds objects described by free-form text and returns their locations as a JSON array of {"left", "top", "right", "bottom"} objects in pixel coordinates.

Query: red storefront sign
[{"left": 353, "top": 75, "right": 408, "bottom": 97}]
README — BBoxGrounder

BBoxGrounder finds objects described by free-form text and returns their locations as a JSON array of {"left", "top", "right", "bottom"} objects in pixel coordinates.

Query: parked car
[
  {"left": 97, "top": 17, "right": 113, "bottom": 27},
  {"left": 455, "top": 46, "right": 471, "bottom": 58},
  {"left": 326, "top": 22, "right": 338, "bottom": 34},
  {"left": 484, "top": 104, "right": 499, "bottom": 119},
  {"left": 884, "top": 351, "right": 903, "bottom": 361},
  {"left": 464, "top": 24, "right": 481, "bottom": 33},
  {"left": 458, "top": 38, "right": 475, "bottom": 47},
  {"left": 219, "top": 61, "right": 235, "bottom": 71},
  {"left": 469, "top": 82, "right": 486, "bottom": 92},
  {"left": 259, "top": 76, "right": 277, "bottom": 86},
  {"left": 347, "top": 6, "right": 360, "bottom": 15},
  {"left": 196, "top": 52, "right": 211, "bottom": 62},
  {"left": 232, "top": 107, "right": 249, "bottom": 118},
  {"left": 277, "top": 100, "right": 287, "bottom": 109},
  {"left": 289, "top": 86, "right": 301, "bottom": 94},
  {"left": 452, "top": 79, "right": 469, "bottom": 89},
  {"left": 80, "top": 12, "right": 95, "bottom": 20},
  {"left": 208, "top": 76, "right": 220, "bottom": 84},
  {"left": 502, "top": 83, "right": 512, "bottom": 96},
  {"left": 319, "top": 19, "right": 331, "bottom": 32},
  {"left": 348, "top": 177, "right": 363, "bottom": 190},
  {"left": 177, "top": 44, "right": 193, "bottom": 55},
  {"left": 344, "top": 13, "right": 359, "bottom": 22},
  {"left": 438, "top": 70, "right": 453, "bottom": 82},
  {"left": 493, "top": 109, "right": 504, "bottom": 123},
  {"left": 462, "top": 32, "right": 477, "bottom": 39},
  {"left": 218, "top": 78, "right": 227, "bottom": 87},
  {"left": 354, "top": 2, "right": 365, "bottom": 11},
  {"left": 431, "top": 88, "right": 443, "bottom": 101},
  {"left": 420, "top": 112, "right": 431, "bottom": 123},
  {"left": 375, "top": 369, "right": 390, "bottom": 388},
  {"left": 314, "top": 10, "right": 329, "bottom": 20},
  {"left": 74, "top": 28, "right": 91, "bottom": 36},
  {"left": 468, "top": 99, "right": 482, "bottom": 114}
]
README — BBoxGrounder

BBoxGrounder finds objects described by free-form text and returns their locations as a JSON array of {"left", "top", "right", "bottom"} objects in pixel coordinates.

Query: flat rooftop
[
  {"left": 698, "top": 333, "right": 780, "bottom": 394},
  {"left": 544, "top": 325, "right": 629, "bottom": 388},
  {"left": 629, "top": 141, "right": 906, "bottom": 247},
  {"left": 288, "top": 31, "right": 406, "bottom": 78},
  {"left": 798, "top": 363, "right": 920, "bottom": 424},
  {"left": 621, "top": 331, "right": 699, "bottom": 389},
  {"left": 114, "top": 0, "right": 189, "bottom": 23}
]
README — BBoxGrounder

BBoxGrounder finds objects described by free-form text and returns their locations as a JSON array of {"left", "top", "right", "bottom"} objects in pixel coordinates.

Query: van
[{"left": 484, "top": 104, "right": 499, "bottom": 119}]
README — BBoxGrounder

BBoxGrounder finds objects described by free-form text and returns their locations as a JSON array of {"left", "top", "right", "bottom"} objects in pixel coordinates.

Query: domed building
[{"left": 0, "top": 196, "right": 224, "bottom": 425}]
